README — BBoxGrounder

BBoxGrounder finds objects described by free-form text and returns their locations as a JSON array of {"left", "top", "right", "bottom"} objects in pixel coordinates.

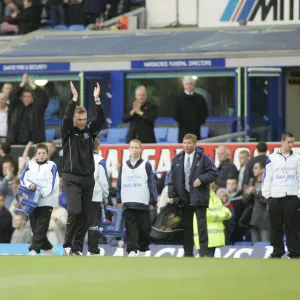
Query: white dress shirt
[{"left": 184, "top": 150, "right": 195, "bottom": 170}]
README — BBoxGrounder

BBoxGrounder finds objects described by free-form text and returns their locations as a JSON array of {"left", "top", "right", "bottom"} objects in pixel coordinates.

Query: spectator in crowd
[
  {"left": 243, "top": 161, "right": 270, "bottom": 243},
  {"left": 242, "top": 141, "right": 268, "bottom": 190},
  {"left": 8, "top": 176, "right": 23, "bottom": 224},
  {"left": 193, "top": 183, "right": 231, "bottom": 257},
  {"left": 17, "top": 141, "right": 34, "bottom": 176},
  {"left": 84, "top": 0, "right": 102, "bottom": 25},
  {"left": 0, "top": 142, "right": 15, "bottom": 178},
  {"left": 64, "top": 0, "right": 84, "bottom": 26},
  {"left": 0, "top": 192, "right": 13, "bottom": 243},
  {"left": 216, "top": 188, "right": 235, "bottom": 245},
  {"left": 226, "top": 177, "right": 244, "bottom": 242},
  {"left": 168, "top": 133, "right": 218, "bottom": 257},
  {"left": 47, "top": 0, "right": 64, "bottom": 27},
  {"left": 47, "top": 204, "right": 68, "bottom": 245},
  {"left": 7, "top": 73, "right": 48, "bottom": 145},
  {"left": 44, "top": 81, "right": 60, "bottom": 120},
  {"left": 174, "top": 76, "right": 209, "bottom": 143},
  {"left": 216, "top": 146, "right": 238, "bottom": 187},
  {"left": 10, "top": 0, "right": 42, "bottom": 35},
  {"left": 10, "top": 214, "right": 32, "bottom": 244},
  {"left": 122, "top": 86, "right": 157, "bottom": 144},
  {"left": 117, "top": 139, "right": 157, "bottom": 257},
  {"left": 0, "top": 93, "right": 8, "bottom": 142},
  {"left": 47, "top": 142, "right": 62, "bottom": 175},
  {"left": 58, "top": 175, "right": 67, "bottom": 209},
  {"left": 2, "top": 83, "right": 12, "bottom": 103},
  {"left": 117, "top": 0, "right": 130, "bottom": 15},
  {"left": 238, "top": 150, "right": 250, "bottom": 190},
  {"left": 0, "top": 161, "right": 15, "bottom": 209}
]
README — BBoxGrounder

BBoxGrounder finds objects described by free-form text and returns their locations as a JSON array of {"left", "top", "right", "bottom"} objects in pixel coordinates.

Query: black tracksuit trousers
[
  {"left": 268, "top": 196, "right": 300, "bottom": 258},
  {"left": 63, "top": 173, "right": 95, "bottom": 253}
]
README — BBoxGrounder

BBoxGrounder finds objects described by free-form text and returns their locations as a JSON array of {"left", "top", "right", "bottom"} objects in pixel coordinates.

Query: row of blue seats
[
  {"left": 99, "top": 126, "right": 210, "bottom": 144},
  {"left": 46, "top": 126, "right": 210, "bottom": 143},
  {"left": 42, "top": 25, "right": 87, "bottom": 31}
]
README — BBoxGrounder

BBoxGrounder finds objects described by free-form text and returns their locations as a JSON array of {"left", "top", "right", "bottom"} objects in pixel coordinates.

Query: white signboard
[{"left": 198, "top": 0, "right": 300, "bottom": 27}]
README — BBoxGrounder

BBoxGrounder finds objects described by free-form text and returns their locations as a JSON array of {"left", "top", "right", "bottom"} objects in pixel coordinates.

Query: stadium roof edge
[{"left": 1, "top": 25, "right": 300, "bottom": 65}]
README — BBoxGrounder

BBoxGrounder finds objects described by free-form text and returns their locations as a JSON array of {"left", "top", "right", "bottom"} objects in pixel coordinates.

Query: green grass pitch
[{"left": 1, "top": 257, "right": 299, "bottom": 299}]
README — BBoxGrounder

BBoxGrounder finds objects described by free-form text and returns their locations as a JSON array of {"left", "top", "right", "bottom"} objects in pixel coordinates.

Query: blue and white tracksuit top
[
  {"left": 262, "top": 149, "right": 300, "bottom": 199},
  {"left": 116, "top": 158, "right": 157, "bottom": 210},
  {"left": 20, "top": 160, "right": 59, "bottom": 207},
  {"left": 92, "top": 153, "right": 109, "bottom": 202}
]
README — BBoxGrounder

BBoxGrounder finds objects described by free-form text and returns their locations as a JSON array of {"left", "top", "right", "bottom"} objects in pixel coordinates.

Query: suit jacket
[
  {"left": 122, "top": 101, "right": 157, "bottom": 143},
  {"left": 168, "top": 147, "right": 218, "bottom": 207}
]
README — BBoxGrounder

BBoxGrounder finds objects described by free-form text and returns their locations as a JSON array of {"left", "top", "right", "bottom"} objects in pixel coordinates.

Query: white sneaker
[
  {"left": 28, "top": 250, "right": 37, "bottom": 256},
  {"left": 87, "top": 250, "right": 103, "bottom": 256},
  {"left": 44, "top": 249, "right": 56, "bottom": 256},
  {"left": 63, "top": 247, "right": 71, "bottom": 256},
  {"left": 128, "top": 251, "right": 138, "bottom": 257}
]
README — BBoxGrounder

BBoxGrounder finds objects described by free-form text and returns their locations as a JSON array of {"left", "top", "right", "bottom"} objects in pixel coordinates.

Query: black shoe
[
  {"left": 267, "top": 255, "right": 282, "bottom": 259},
  {"left": 70, "top": 250, "right": 83, "bottom": 256}
]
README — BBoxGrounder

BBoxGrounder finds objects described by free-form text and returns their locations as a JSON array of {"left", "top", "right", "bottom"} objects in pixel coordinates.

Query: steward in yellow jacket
[{"left": 193, "top": 190, "right": 232, "bottom": 257}]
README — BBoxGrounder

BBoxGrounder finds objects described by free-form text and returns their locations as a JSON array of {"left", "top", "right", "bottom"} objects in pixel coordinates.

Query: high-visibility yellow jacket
[{"left": 193, "top": 191, "right": 232, "bottom": 249}]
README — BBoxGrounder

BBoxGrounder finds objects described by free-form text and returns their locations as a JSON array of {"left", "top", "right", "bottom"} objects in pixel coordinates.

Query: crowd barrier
[{"left": 0, "top": 244, "right": 289, "bottom": 258}]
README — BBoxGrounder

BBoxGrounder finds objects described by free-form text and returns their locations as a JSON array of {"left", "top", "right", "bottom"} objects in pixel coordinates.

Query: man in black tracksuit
[{"left": 62, "top": 82, "right": 105, "bottom": 256}]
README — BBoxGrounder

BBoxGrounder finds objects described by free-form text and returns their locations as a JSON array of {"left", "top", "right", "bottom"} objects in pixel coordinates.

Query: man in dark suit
[
  {"left": 168, "top": 133, "right": 218, "bottom": 257},
  {"left": 174, "top": 77, "right": 209, "bottom": 143},
  {"left": 122, "top": 86, "right": 157, "bottom": 143}
]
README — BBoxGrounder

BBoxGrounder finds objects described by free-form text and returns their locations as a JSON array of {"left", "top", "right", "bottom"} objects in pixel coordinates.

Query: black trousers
[
  {"left": 88, "top": 202, "right": 102, "bottom": 254},
  {"left": 63, "top": 173, "right": 95, "bottom": 253},
  {"left": 182, "top": 206, "right": 208, "bottom": 257},
  {"left": 124, "top": 209, "right": 151, "bottom": 254},
  {"left": 268, "top": 196, "right": 300, "bottom": 258},
  {"left": 29, "top": 206, "right": 53, "bottom": 254}
]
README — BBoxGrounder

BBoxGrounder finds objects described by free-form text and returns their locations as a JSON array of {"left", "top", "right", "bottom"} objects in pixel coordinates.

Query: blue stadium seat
[
  {"left": 234, "top": 242, "right": 252, "bottom": 246},
  {"left": 106, "top": 128, "right": 128, "bottom": 144},
  {"left": 253, "top": 242, "right": 270, "bottom": 247},
  {"left": 45, "top": 129, "right": 56, "bottom": 141},
  {"left": 201, "top": 126, "right": 210, "bottom": 139},
  {"left": 155, "top": 127, "right": 168, "bottom": 143},
  {"left": 166, "top": 128, "right": 178, "bottom": 143},
  {"left": 69, "top": 25, "right": 86, "bottom": 31},
  {"left": 53, "top": 25, "right": 68, "bottom": 30},
  {"left": 99, "top": 136, "right": 107, "bottom": 144}
]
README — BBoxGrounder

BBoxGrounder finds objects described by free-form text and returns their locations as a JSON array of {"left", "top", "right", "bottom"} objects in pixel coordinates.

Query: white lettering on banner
[
  {"left": 100, "top": 144, "right": 300, "bottom": 180},
  {"left": 233, "top": 248, "right": 253, "bottom": 258},
  {"left": 143, "top": 61, "right": 168, "bottom": 68},
  {"left": 156, "top": 149, "right": 172, "bottom": 172},
  {"left": 169, "top": 60, "right": 187, "bottom": 67},
  {"left": 154, "top": 248, "right": 176, "bottom": 257},
  {"left": 142, "top": 149, "right": 156, "bottom": 170},
  {"left": 3, "top": 64, "right": 48, "bottom": 72},
  {"left": 198, "top": 0, "right": 300, "bottom": 28},
  {"left": 188, "top": 60, "right": 212, "bottom": 67}
]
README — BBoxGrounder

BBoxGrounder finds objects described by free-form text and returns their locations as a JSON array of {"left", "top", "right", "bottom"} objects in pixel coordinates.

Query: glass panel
[
  {"left": 125, "top": 74, "right": 235, "bottom": 117},
  {"left": 250, "top": 77, "right": 269, "bottom": 129}
]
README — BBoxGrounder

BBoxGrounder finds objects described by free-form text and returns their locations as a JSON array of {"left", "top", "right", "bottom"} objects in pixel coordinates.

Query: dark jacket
[
  {"left": 13, "top": 6, "right": 42, "bottom": 35},
  {"left": 242, "top": 155, "right": 268, "bottom": 189},
  {"left": 61, "top": 100, "right": 105, "bottom": 176},
  {"left": 8, "top": 85, "right": 48, "bottom": 145},
  {"left": 242, "top": 180, "right": 270, "bottom": 230},
  {"left": 168, "top": 148, "right": 218, "bottom": 207},
  {"left": 0, "top": 206, "right": 13, "bottom": 243},
  {"left": 116, "top": 158, "right": 157, "bottom": 210},
  {"left": 174, "top": 92, "right": 209, "bottom": 142},
  {"left": 122, "top": 101, "right": 157, "bottom": 143},
  {"left": 217, "top": 159, "right": 238, "bottom": 187}
]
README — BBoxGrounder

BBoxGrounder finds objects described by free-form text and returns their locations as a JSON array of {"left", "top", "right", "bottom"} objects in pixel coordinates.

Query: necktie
[{"left": 185, "top": 156, "right": 191, "bottom": 191}]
